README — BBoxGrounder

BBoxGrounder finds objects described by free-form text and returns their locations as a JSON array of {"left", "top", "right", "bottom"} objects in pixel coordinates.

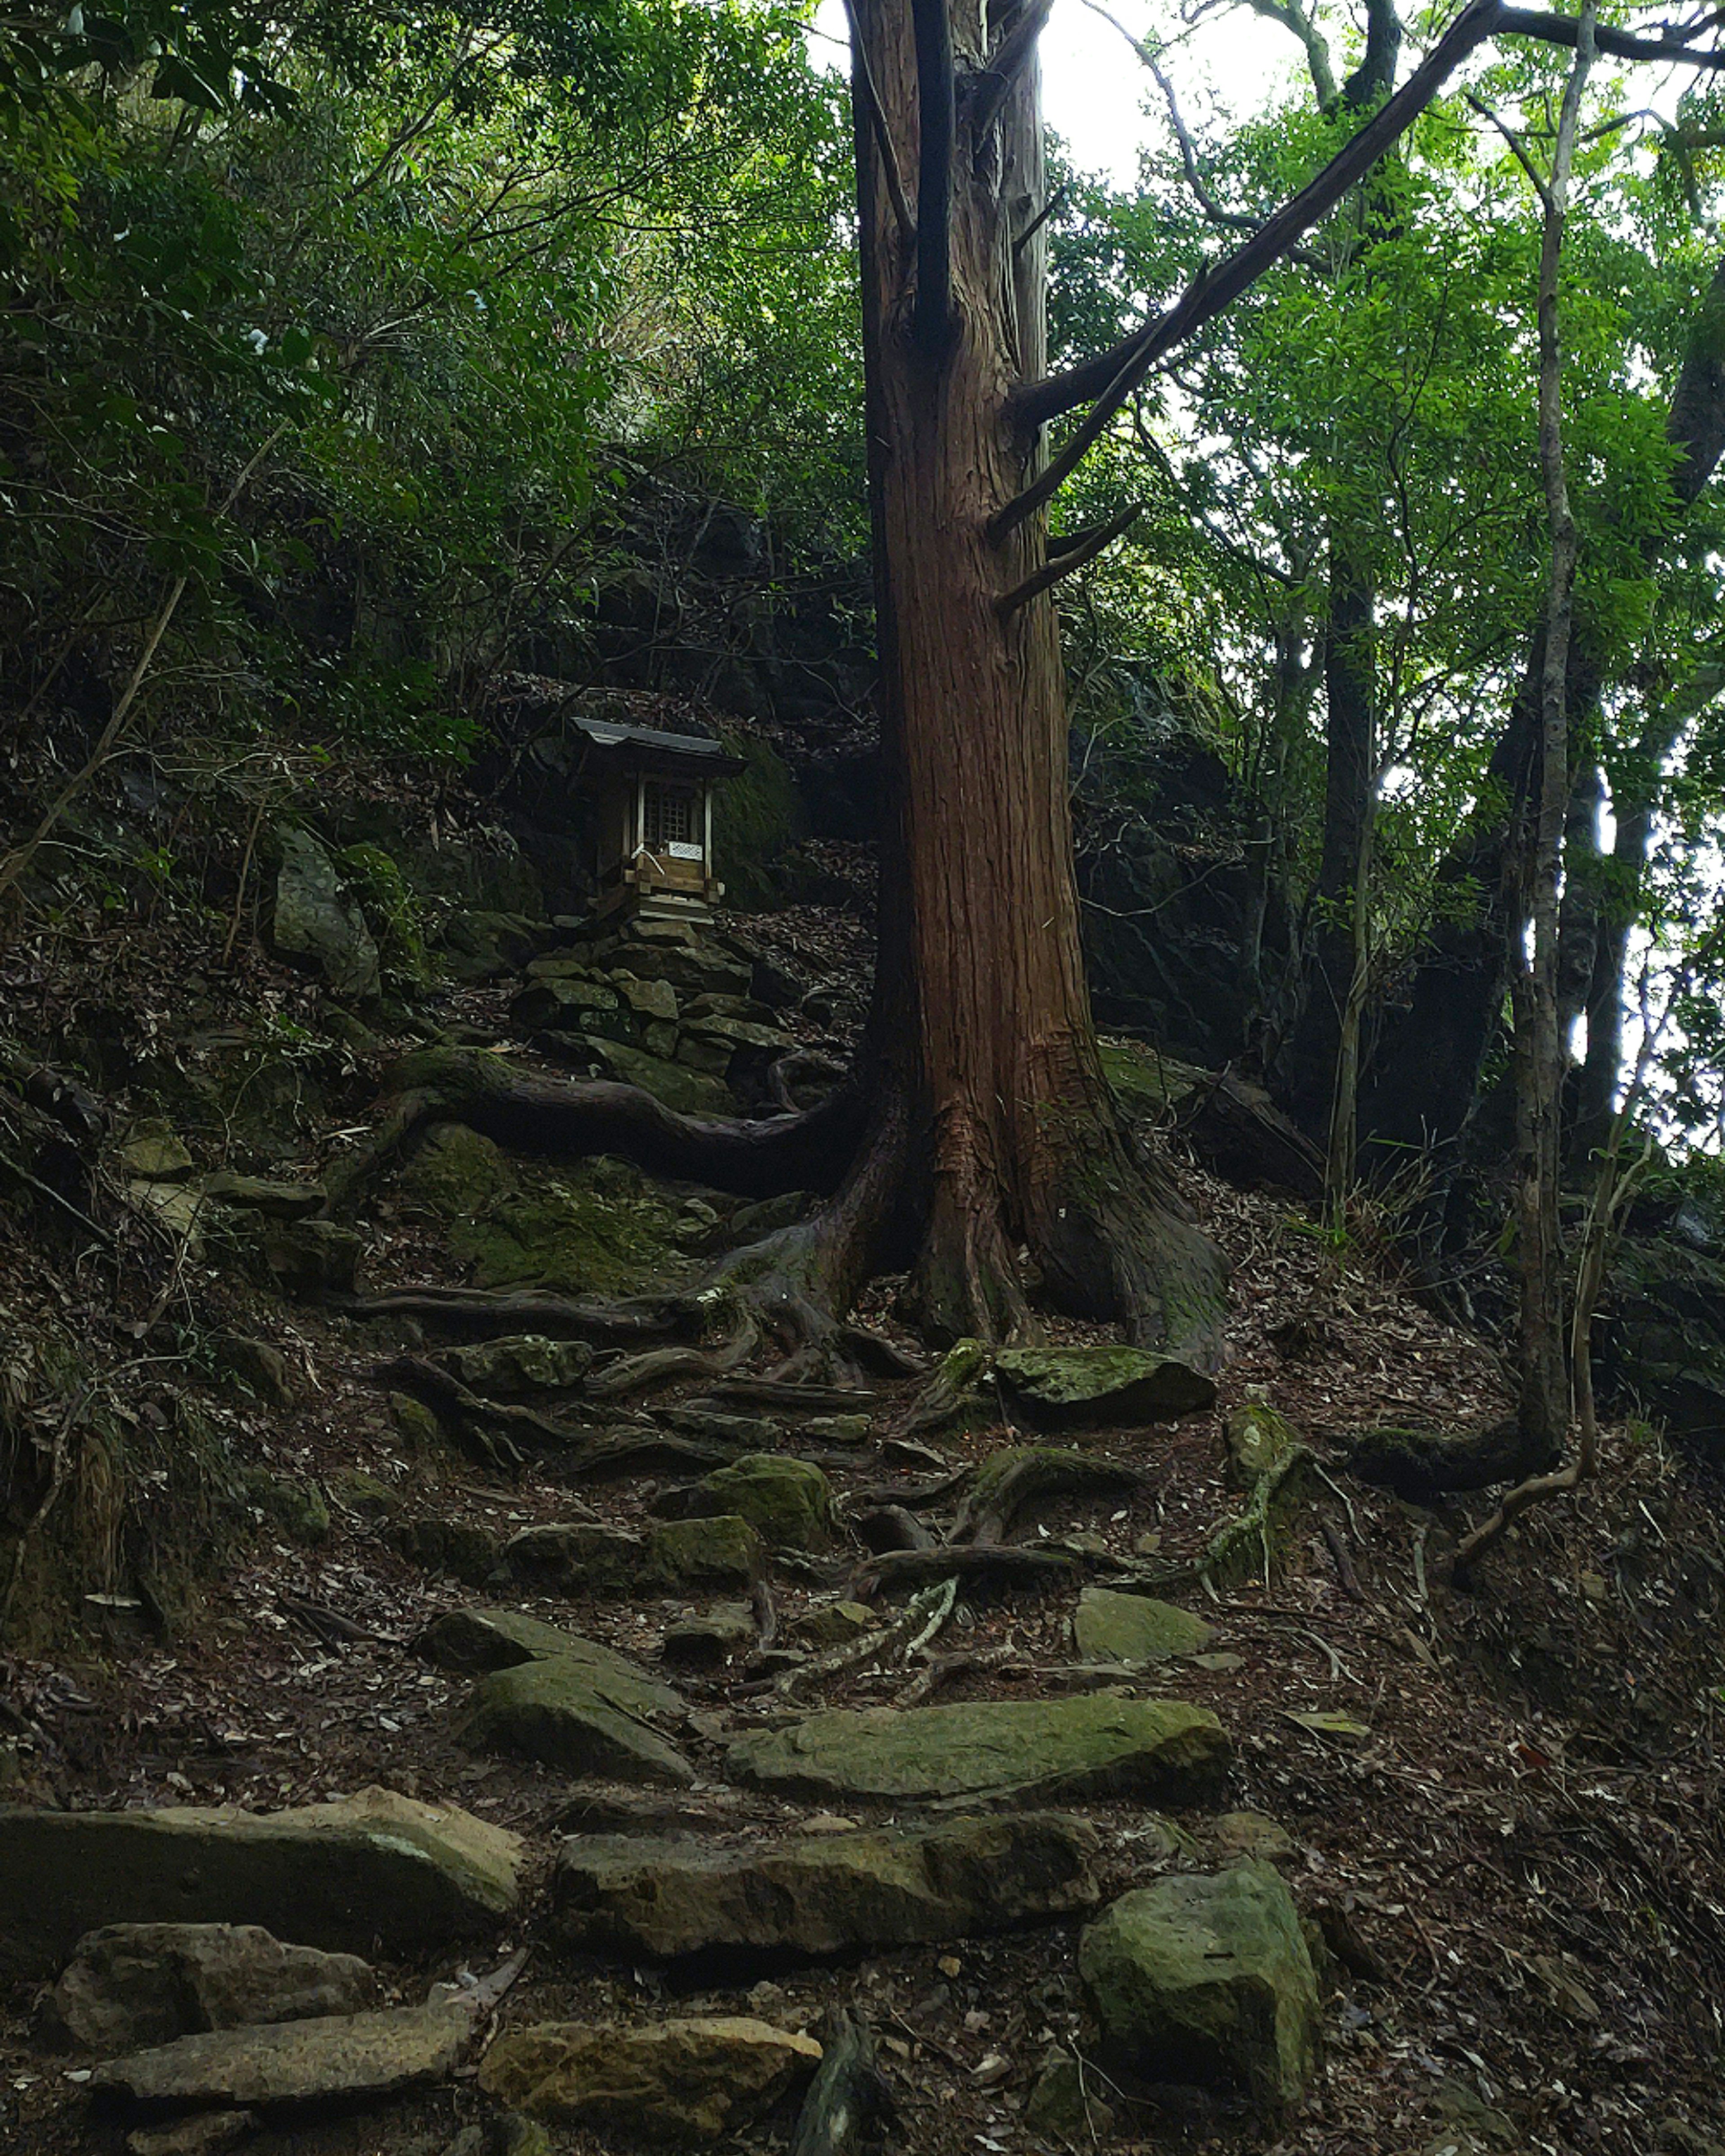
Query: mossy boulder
[
  {"left": 1079, "top": 1860, "right": 1321, "bottom": 2106},
  {"left": 500, "top": 1517, "right": 764, "bottom": 1596},
  {"left": 240, "top": 1470, "right": 330, "bottom": 1548},
  {"left": 0, "top": 1789, "right": 523, "bottom": 1975},
  {"left": 668, "top": 1456, "right": 834, "bottom": 1552},
  {"left": 993, "top": 1346, "right": 1216, "bottom": 1430},
  {"left": 1074, "top": 1589, "right": 1215, "bottom": 1666},
  {"left": 455, "top": 1660, "right": 694, "bottom": 1786},
  {"left": 445, "top": 1336, "right": 593, "bottom": 1396},
  {"left": 270, "top": 826, "right": 380, "bottom": 1001},
  {"left": 478, "top": 2015, "right": 821, "bottom": 2140},
  {"left": 712, "top": 736, "right": 805, "bottom": 909},
  {"left": 337, "top": 841, "right": 433, "bottom": 990},
  {"left": 450, "top": 1155, "right": 696, "bottom": 1297},
  {"left": 400, "top": 1124, "right": 517, "bottom": 1219},
  {"left": 586, "top": 1039, "right": 736, "bottom": 1115},
  {"left": 651, "top": 1515, "right": 766, "bottom": 1590},
  {"left": 389, "top": 1516, "right": 499, "bottom": 1586}
]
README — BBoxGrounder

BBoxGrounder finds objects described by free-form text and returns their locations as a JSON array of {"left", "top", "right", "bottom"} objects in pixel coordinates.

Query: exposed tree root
[
  {"left": 332, "top": 1047, "right": 866, "bottom": 1206},
  {"left": 948, "top": 1447, "right": 1144, "bottom": 1546},
  {"left": 788, "top": 2009, "right": 893, "bottom": 2156},
  {"left": 343, "top": 1286, "right": 703, "bottom": 1341},
  {"left": 854, "top": 1505, "right": 938, "bottom": 1555},
  {"left": 562, "top": 1431, "right": 739, "bottom": 1481},
  {"left": 378, "top": 1356, "right": 588, "bottom": 1474},
  {"left": 852, "top": 1543, "right": 1079, "bottom": 1598}
]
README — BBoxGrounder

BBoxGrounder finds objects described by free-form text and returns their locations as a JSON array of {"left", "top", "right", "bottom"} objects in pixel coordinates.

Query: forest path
[{"left": 2, "top": 915, "right": 1722, "bottom": 2156}]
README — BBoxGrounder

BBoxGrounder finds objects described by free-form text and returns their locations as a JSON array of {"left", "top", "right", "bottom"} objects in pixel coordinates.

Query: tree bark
[{"left": 847, "top": 0, "right": 1226, "bottom": 1356}]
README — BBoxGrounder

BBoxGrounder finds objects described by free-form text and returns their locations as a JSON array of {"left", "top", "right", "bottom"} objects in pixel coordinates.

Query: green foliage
[{"left": 0, "top": 0, "right": 858, "bottom": 772}]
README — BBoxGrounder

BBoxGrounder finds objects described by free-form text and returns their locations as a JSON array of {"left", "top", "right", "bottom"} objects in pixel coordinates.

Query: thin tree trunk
[{"left": 1513, "top": 0, "right": 1595, "bottom": 1456}]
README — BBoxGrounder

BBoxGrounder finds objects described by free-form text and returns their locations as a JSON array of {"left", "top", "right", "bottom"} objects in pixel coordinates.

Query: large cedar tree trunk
[{"left": 842, "top": 0, "right": 1226, "bottom": 1356}]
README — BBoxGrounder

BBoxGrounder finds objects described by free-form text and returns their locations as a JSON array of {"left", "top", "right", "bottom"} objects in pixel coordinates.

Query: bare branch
[
  {"left": 1499, "top": 3, "right": 1725, "bottom": 65},
  {"left": 996, "top": 504, "right": 1141, "bottom": 613},
  {"left": 1013, "top": 183, "right": 1068, "bottom": 256},
  {"left": 1010, "top": 0, "right": 1725, "bottom": 446},
  {"left": 1008, "top": 0, "right": 1508, "bottom": 443},
  {"left": 843, "top": 0, "right": 916, "bottom": 247}
]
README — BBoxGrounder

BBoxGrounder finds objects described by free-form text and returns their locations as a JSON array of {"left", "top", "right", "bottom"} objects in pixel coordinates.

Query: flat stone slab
[
  {"left": 1074, "top": 1589, "right": 1216, "bottom": 1666},
  {"left": 500, "top": 1516, "right": 763, "bottom": 1595},
  {"left": 479, "top": 2015, "right": 821, "bottom": 2139},
  {"left": 46, "top": 1923, "right": 376, "bottom": 2054},
  {"left": 1079, "top": 1860, "right": 1320, "bottom": 2106},
  {"left": 456, "top": 1661, "right": 694, "bottom": 1785},
  {"left": 725, "top": 1696, "right": 1229, "bottom": 1806},
  {"left": 993, "top": 1347, "right": 1216, "bottom": 1428},
  {"left": 0, "top": 1788, "right": 522, "bottom": 1976},
  {"left": 91, "top": 2001, "right": 473, "bottom": 2111},
  {"left": 554, "top": 1812, "right": 1100, "bottom": 1961}
]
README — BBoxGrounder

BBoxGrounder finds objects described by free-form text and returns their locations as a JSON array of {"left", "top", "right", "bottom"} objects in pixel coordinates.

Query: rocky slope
[{"left": 1, "top": 742, "right": 1725, "bottom": 2156}]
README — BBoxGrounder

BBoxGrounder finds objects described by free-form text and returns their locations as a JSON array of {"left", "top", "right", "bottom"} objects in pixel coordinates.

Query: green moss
[
  {"left": 338, "top": 841, "right": 434, "bottom": 989},
  {"left": 451, "top": 1157, "right": 695, "bottom": 1296},
  {"left": 239, "top": 1467, "right": 331, "bottom": 1547},
  {"left": 400, "top": 1124, "right": 518, "bottom": 1219},
  {"left": 712, "top": 734, "right": 805, "bottom": 910},
  {"left": 1098, "top": 1039, "right": 1207, "bottom": 1122}
]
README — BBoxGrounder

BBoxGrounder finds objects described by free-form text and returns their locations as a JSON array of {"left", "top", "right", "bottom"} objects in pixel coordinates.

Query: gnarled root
[{"left": 329, "top": 1047, "right": 865, "bottom": 1209}]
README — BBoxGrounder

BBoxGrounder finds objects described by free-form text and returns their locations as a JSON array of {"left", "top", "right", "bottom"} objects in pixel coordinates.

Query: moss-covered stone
[
  {"left": 400, "top": 1124, "right": 517, "bottom": 1219},
  {"left": 120, "top": 1122, "right": 195, "bottom": 1182},
  {"left": 712, "top": 736, "right": 805, "bottom": 910},
  {"left": 327, "top": 1468, "right": 401, "bottom": 1521},
  {"left": 1079, "top": 1861, "right": 1320, "bottom": 2107},
  {"left": 240, "top": 1470, "right": 330, "bottom": 1548},
  {"left": 389, "top": 1515, "right": 499, "bottom": 1586},
  {"left": 1074, "top": 1588, "right": 1215, "bottom": 1666},
  {"left": 337, "top": 842, "right": 433, "bottom": 990},
  {"left": 789, "top": 1601, "right": 879, "bottom": 1649},
  {"left": 1098, "top": 1039, "right": 1208, "bottom": 1124},
  {"left": 445, "top": 1336, "right": 594, "bottom": 1396},
  {"left": 674, "top": 1455, "right": 834, "bottom": 1551},
  {"left": 726, "top": 1696, "right": 1229, "bottom": 1806},
  {"left": 388, "top": 1392, "right": 449, "bottom": 1456},
  {"left": 993, "top": 1346, "right": 1216, "bottom": 1429},
  {"left": 587, "top": 1038, "right": 736, "bottom": 1115},
  {"left": 650, "top": 1515, "right": 765, "bottom": 1591}
]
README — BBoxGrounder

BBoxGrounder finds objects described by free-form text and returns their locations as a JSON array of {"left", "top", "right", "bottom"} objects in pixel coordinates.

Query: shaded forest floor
[{"left": 2, "top": 769, "right": 1725, "bottom": 2156}]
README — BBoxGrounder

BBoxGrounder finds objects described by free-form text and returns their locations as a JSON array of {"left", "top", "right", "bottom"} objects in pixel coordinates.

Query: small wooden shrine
[{"left": 572, "top": 713, "right": 743, "bottom": 921}]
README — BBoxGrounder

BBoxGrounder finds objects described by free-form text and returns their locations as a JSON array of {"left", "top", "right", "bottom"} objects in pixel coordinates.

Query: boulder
[
  {"left": 120, "top": 1125, "right": 195, "bottom": 1182},
  {"left": 44, "top": 1923, "right": 376, "bottom": 2053},
  {"left": 270, "top": 826, "right": 380, "bottom": 1000},
  {"left": 662, "top": 1455, "right": 834, "bottom": 1551},
  {"left": 390, "top": 1517, "right": 500, "bottom": 1586},
  {"left": 212, "top": 1335, "right": 297, "bottom": 1409},
  {"left": 91, "top": 2000, "right": 473, "bottom": 2111},
  {"left": 554, "top": 1813, "right": 1100, "bottom": 1962},
  {"left": 725, "top": 1696, "right": 1229, "bottom": 1806},
  {"left": 456, "top": 1660, "right": 694, "bottom": 1786},
  {"left": 651, "top": 1515, "right": 765, "bottom": 1590},
  {"left": 1079, "top": 1860, "right": 1320, "bottom": 2106},
  {"left": 789, "top": 1601, "right": 879, "bottom": 1650},
  {"left": 413, "top": 1608, "right": 674, "bottom": 1693},
  {"left": 1073, "top": 1589, "right": 1216, "bottom": 1666},
  {"left": 587, "top": 1038, "right": 736, "bottom": 1115},
  {"left": 661, "top": 1605, "right": 756, "bottom": 1669},
  {"left": 992, "top": 1347, "right": 1216, "bottom": 1429},
  {"left": 252, "top": 1219, "right": 363, "bottom": 1301},
  {"left": 478, "top": 2015, "right": 821, "bottom": 2139},
  {"left": 0, "top": 1788, "right": 522, "bottom": 1976},
  {"left": 499, "top": 1517, "right": 764, "bottom": 1596},
  {"left": 499, "top": 1523, "right": 644, "bottom": 1595},
  {"left": 444, "top": 1336, "right": 594, "bottom": 1396}
]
